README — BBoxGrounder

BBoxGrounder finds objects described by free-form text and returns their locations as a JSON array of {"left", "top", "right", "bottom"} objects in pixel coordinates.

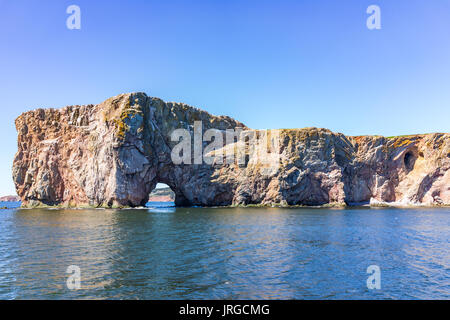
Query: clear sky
[{"left": 1, "top": 0, "right": 449, "bottom": 195}]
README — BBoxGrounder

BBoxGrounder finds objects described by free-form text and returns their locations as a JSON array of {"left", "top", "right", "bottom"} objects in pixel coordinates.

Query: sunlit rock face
[{"left": 13, "top": 92, "right": 450, "bottom": 207}]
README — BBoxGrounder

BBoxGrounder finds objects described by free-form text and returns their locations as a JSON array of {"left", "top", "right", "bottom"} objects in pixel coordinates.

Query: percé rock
[{"left": 13, "top": 92, "right": 450, "bottom": 208}]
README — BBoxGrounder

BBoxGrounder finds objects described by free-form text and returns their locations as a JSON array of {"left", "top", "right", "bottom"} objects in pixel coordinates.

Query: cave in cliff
[{"left": 404, "top": 151, "right": 416, "bottom": 172}]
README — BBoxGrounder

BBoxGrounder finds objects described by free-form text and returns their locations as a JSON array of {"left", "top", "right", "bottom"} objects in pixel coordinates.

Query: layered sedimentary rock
[{"left": 13, "top": 92, "right": 450, "bottom": 207}]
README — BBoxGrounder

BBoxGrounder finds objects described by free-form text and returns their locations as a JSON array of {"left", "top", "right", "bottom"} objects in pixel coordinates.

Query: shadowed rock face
[{"left": 13, "top": 92, "right": 450, "bottom": 207}]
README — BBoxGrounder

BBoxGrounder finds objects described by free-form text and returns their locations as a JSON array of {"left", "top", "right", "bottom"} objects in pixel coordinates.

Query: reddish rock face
[{"left": 13, "top": 92, "right": 450, "bottom": 208}]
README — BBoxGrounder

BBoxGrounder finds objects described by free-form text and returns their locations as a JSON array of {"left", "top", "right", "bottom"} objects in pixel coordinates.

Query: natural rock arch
[{"left": 12, "top": 92, "right": 450, "bottom": 207}]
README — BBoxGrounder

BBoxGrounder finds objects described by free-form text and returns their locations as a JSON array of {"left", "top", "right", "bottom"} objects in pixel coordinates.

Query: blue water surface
[{"left": 0, "top": 204, "right": 448, "bottom": 299}]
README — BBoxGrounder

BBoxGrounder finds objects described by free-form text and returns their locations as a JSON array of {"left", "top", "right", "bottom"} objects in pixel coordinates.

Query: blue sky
[{"left": 1, "top": 0, "right": 449, "bottom": 195}]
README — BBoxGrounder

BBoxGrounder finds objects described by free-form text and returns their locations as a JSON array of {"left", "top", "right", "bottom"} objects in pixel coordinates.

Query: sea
[{"left": 0, "top": 201, "right": 448, "bottom": 299}]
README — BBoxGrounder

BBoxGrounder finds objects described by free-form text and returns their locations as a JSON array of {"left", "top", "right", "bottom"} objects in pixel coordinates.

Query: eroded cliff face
[{"left": 13, "top": 92, "right": 450, "bottom": 207}]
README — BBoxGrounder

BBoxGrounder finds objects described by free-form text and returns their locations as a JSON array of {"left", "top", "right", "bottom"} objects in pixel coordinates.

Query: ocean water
[{"left": 0, "top": 203, "right": 448, "bottom": 299}]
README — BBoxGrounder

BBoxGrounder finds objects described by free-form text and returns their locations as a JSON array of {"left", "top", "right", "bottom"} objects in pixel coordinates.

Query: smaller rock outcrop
[
  {"left": 148, "top": 187, "right": 175, "bottom": 202},
  {"left": 0, "top": 195, "right": 21, "bottom": 202}
]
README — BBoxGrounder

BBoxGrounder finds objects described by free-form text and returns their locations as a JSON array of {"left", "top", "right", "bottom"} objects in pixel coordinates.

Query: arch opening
[{"left": 146, "top": 183, "right": 175, "bottom": 206}]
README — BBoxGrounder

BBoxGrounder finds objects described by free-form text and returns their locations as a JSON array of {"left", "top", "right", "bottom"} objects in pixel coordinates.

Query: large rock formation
[{"left": 13, "top": 92, "right": 450, "bottom": 208}]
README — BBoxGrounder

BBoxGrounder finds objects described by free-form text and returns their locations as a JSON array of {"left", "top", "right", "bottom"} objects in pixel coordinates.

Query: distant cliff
[
  {"left": 0, "top": 195, "right": 20, "bottom": 202},
  {"left": 148, "top": 187, "right": 175, "bottom": 202},
  {"left": 13, "top": 92, "right": 450, "bottom": 208}
]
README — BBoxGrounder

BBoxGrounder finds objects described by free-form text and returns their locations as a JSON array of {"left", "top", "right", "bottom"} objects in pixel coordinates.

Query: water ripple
[{"left": 0, "top": 206, "right": 448, "bottom": 299}]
